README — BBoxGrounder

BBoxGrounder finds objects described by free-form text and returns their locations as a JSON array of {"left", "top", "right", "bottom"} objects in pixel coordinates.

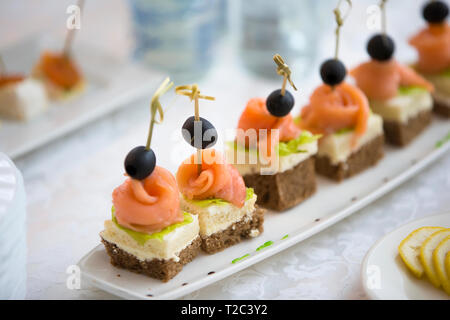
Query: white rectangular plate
[
  {"left": 0, "top": 35, "right": 163, "bottom": 159},
  {"left": 79, "top": 117, "right": 450, "bottom": 300}
]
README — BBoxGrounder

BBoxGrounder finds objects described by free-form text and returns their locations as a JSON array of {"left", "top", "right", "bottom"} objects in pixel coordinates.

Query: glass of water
[
  {"left": 128, "top": 0, "right": 221, "bottom": 83},
  {"left": 238, "top": 0, "right": 326, "bottom": 79}
]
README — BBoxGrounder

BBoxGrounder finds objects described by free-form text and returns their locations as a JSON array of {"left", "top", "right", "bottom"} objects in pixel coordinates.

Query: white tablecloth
[{"left": 3, "top": 0, "right": 449, "bottom": 299}]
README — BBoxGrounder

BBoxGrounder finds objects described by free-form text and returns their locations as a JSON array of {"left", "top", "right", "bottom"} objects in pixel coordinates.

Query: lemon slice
[
  {"left": 433, "top": 236, "right": 450, "bottom": 295},
  {"left": 398, "top": 227, "right": 445, "bottom": 278},
  {"left": 446, "top": 252, "right": 450, "bottom": 291},
  {"left": 420, "top": 229, "right": 450, "bottom": 287}
]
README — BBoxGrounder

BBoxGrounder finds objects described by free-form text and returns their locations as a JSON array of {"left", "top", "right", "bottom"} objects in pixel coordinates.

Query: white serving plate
[
  {"left": 0, "top": 35, "right": 163, "bottom": 159},
  {"left": 362, "top": 212, "right": 450, "bottom": 300},
  {"left": 79, "top": 116, "right": 450, "bottom": 300}
]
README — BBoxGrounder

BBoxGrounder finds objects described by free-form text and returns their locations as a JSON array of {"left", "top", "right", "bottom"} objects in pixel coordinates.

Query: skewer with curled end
[
  {"left": 175, "top": 84, "right": 217, "bottom": 175},
  {"left": 266, "top": 54, "right": 297, "bottom": 117},
  {"left": 124, "top": 77, "right": 174, "bottom": 180},
  {"left": 320, "top": 0, "right": 352, "bottom": 87},
  {"left": 367, "top": 0, "right": 395, "bottom": 62}
]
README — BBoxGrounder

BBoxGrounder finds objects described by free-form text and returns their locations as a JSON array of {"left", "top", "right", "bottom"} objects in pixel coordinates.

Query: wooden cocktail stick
[
  {"left": 0, "top": 55, "right": 5, "bottom": 75},
  {"left": 63, "top": 0, "right": 85, "bottom": 57},
  {"left": 146, "top": 77, "right": 174, "bottom": 150},
  {"left": 333, "top": 0, "right": 352, "bottom": 59},
  {"left": 175, "top": 84, "right": 215, "bottom": 175},
  {"left": 273, "top": 54, "right": 297, "bottom": 96}
]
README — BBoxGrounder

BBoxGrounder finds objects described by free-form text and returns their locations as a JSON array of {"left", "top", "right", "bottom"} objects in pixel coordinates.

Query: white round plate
[{"left": 361, "top": 212, "right": 450, "bottom": 300}]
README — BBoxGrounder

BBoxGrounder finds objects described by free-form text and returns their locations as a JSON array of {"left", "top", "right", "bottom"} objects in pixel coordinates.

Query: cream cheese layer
[
  {"left": 100, "top": 213, "right": 199, "bottom": 262},
  {"left": 180, "top": 193, "right": 257, "bottom": 237},
  {"left": 225, "top": 140, "right": 318, "bottom": 176},
  {"left": 370, "top": 90, "right": 433, "bottom": 123},
  {"left": 317, "top": 114, "right": 383, "bottom": 165}
]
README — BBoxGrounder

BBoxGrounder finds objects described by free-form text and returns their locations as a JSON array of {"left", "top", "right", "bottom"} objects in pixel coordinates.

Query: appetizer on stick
[
  {"left": 175, "top": 84, "right": 264, "bottom": 254},
  {"left": 351, "top": 0, "right": 435, "bottom": 146},
  {"left": 298, "top": 0, "right": 384, "bottom": 181},
  {"left": 32, "top": 0, "right": 85, "bottom": 100},
  {"left": 226, "top": 54, "right": 319, "bottom": 211},
  {"left": 32, "top": 51, "right": 84, "bottom": 100},
  {"left": 100, "top": 78, "right": 201, "bottom": 282},
  {"left": 409, "top": 0, "right": 450, "bottom": 117}
]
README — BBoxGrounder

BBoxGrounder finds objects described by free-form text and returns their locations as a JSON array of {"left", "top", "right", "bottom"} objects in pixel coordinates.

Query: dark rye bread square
[
  {"left": 242, "top": 157, "right": 316, "bottom": 212},
  {"left": 382, "top": 109, "right": 432, "bottom": 146},
  {"left": 201, "top": 207, "right": 265, "bottom": 254},
  {"left": 433, "top": 95, "right": 450, "bottom": 117},
  {"left": 315, "top": 134, "right": 384, "bottom": 182},
  {"left": 101, "top": 236, "right": 201, "bottom": 282}
]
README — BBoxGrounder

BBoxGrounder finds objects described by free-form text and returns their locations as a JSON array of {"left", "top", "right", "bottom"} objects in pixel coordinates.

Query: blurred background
[
  {"left": 0, "top": 0, "right": 427, "bottom": 84},
  {"left": 0, "top": 0, "right": 431, "bottom": 170}
]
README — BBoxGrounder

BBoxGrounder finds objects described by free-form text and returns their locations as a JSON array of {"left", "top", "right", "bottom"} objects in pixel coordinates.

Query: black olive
[
  {"left": 367, "top": 34, "right": 395, "bottom": 61},
  {"left": 320, "top": 59, "right": 347, "bottom": 86},
  {"left": 266, "top": 89, "right": 295, "bottom": 117},
  {"left": 182, "top": 116, "right": 218, "bottom": 149},
  {"left": 124, "top": 146, "right": 156, "bottom": 180},
  {"left": 423, "top": 0, "right": 449, "bottom": 23}
]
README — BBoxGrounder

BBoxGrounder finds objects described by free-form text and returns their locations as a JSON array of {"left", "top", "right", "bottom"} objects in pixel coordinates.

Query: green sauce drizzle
[
  {"left": 256, "top": 241, "right": 274, "bottom": 251},
  {"left": 397, "top": 86, "right": 428, "bottom": 96},
  {"left": 436, "top": 132, "right": 450, "bottom": 148},
  {"left": 111, "top": 207, "right": 193, "bottom": 245},
  {"left": 231, "top": 254, "right": 250, "bottom": 264},
  {"left": 185, "top": 188, "right": 254, "bottom": 208},
  {"left": 232, "top": 238, "right": 282, "bottom": 264}
]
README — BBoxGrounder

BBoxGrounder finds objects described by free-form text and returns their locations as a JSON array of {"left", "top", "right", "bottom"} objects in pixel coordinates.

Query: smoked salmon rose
[
  {"left": 350, "top": 60, "right": 434, "bottom": 101},
  {"left": 299, "top": 82, "right": 370, "bottom": 145},
  {"left": 409, "top": 23, "right": 450, "bottom": 74},
  {"left": 112, "top": 166, "right": 184, "bottom": 233},
  {"left": 176, "top": 149, "right": 247, "bottom": 208},
  {"left": 236, "top": 97, "right": 301, "bottom": 148}
]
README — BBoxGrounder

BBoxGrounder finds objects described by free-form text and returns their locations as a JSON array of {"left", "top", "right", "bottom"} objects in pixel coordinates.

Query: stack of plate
[{"left": 0, "top": 153, "right": 27, "bottom": 299}]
